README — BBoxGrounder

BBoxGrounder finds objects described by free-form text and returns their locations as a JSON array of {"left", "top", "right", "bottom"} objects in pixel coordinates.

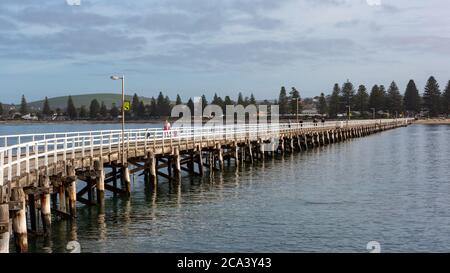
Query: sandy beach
[{"left": 413, "top": 118, "right": 450, "bottom": 125}]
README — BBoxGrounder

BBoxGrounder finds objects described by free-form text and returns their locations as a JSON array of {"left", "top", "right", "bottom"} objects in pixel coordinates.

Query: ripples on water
[{"left": 3, "top": 123, "right": 450, "bottom": 252}]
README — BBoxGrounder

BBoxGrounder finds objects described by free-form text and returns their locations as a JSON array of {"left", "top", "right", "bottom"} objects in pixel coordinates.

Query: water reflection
[{"left": 20, "top": 124, "right": 450, "bottom": 252}]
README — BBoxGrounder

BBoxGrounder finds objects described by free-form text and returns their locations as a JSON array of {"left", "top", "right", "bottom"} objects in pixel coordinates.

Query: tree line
[
  {"left": 1, "top": 76, "right": 449, "bottom": 120},
  {"left": 276, "top": 76, "right": 450, "bottom": 118},
  {"left": 2, "top": 92, "right": 258, "bottom": 120}
]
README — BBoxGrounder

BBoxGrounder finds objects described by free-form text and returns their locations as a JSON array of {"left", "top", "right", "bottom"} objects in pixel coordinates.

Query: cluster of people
[
  {"left": 313, "top": 117, "right": 326, "bottom": 126},
  {"left": 289, "top": 117, "right": 326, "bottom": 128}
]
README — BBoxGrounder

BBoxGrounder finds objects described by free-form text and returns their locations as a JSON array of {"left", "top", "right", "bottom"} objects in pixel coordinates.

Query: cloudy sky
[{"left": 0, "top": 0, "right": 449, "bottom": 103}]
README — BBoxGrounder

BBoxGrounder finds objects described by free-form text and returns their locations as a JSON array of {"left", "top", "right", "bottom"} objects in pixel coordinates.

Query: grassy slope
[{"left": 27, "top": 93, "right": 154, "bottom": 110}]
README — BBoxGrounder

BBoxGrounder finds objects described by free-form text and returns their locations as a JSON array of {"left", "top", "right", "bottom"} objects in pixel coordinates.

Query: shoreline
[
  {"left": 0, "top": 119, "right": 165, "bottom": 125},
  {"left": 413, "top": 118, "right": 450, "bottom": 125},
  {"left": 2, "top": 118, "right": 449, "bottom": 126}
]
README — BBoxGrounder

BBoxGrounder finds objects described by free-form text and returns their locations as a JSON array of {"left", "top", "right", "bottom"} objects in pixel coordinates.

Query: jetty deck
[{"left": 0, "top": 118, "right": 413, "bottom": 253}]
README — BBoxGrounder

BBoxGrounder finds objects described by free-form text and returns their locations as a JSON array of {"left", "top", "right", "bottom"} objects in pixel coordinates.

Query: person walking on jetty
[{"left": 163, "top": 119, "right": 171, "bottom": 137}]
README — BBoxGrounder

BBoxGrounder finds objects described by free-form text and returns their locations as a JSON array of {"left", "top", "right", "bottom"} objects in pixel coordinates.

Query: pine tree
[
  {"left": 423, "top": 76, "right": 442, "bottom": 117},
  {"left": 201, "top": 95, "right": 208, "bottom": 110},
  {"left": 42, "top": 96, "right": 51, "bottom": 116},
  {"left": 223, "top": 96, "right": 233, "bottom": 112},
  {"left": 163, "top": 96, "right": 171, "bottom": 116},
  {"left": 249, "top": 93, "right": 256, "bottom": 105},
  {"left": 328, "top": 83, "right": 341, "bottom": 117},
  {"left": 369, "top": 85, "right": 385, "bottom": 112},
  {"left": 386, "top": 81, "right": 403, "bottom": 116},
  {"left": 289, "top": 87, "right": 301, "bottom": 115},
  {"left": 131, "top": 93, "right": 140, "bottom": 117},
  {"left": 354, "top": 85, "right": 369, "bottom": 114},
  {"left": 137, "top": 101, "right": 146, "bottom": 119},
  {"left": 443, "top": 80, "right": 450, "bottom": 115},
  {"left": 318, "top": 93, "right": 327, "bottom": 115},
  {"left": 278, "top": 87, "right": 289, "bottom": 115},
  {"left": 89, "top": 99, "right": 100, "bottom": 119},
  {"left": 379, "top": 85, "right": 387, "bottom": 111},
  {"left": 212, "top": 93, "right": 224, "bottom": 109},
  {"left": 20, "top": 95, "right": 28, "bottom": 115},
  {"left": 341, "top": 80, "right": 355, "bottom": 112},
  {"left": 187, "top": 98, "right": 194, "bottom": 114},
  {"left": 224, "top": 96, "right": 233, "bottom": 106},
  {"left": 237, "top": 92, "right": 245, "bottom": 105},
  {"left": 99, "top": 101, "right": 108, "bottom": 119},
  {"left": 0, "top": 102, "right": 3, "bottom": 116},
  {"left": 403, "top": 80, "right": 421, "bottom": 114},
  {"left": 79, "top": 106, "right": 88, "bottom": 119},
  {"left": 156, "top": 92, "right": 165, "bottom": 116},
  {"left": 67, "top": 96, "right": 77, "bottom": 120},
  {"left": 110, "top": 103, "right": 119, "bottom": 118},
  {"left": 175, "top": 94, "right": 182, "bottom": 105}
]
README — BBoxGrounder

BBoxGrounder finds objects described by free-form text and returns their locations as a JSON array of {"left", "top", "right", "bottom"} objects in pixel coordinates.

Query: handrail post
[
  {"left": 53, "top": 139, "right": 57, "bottom": 164},
  {"left": 16, "top": 146, "right": 21, "bottom": 177},
  {"left": 25, "top": 144, "right": 30, "bottom": 174},
  {"left": 63, "top": 134, "right": 67, "bottom": 162},
  {"left": 34, "top": 142, "right": 38, "bottom": 171},
  {"left": 0, "top": 151, "right": 3, "bottom": 186},
  {"left": 8, "top": 149, "right": 12, "bottom": 182}
]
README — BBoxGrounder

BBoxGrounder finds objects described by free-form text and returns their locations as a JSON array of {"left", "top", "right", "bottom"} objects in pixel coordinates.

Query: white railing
[{"left": 0, "top": 118, "right": 412, "bottom": 186}]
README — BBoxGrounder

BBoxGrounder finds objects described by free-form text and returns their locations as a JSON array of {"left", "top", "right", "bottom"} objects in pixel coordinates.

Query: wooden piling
[
  {"left": 0, "top": 196, "right": 9, "bottom": 253},
  {"left": 122, "top": 164, "right": 131, "bottom": 196},
  {"left": 147, "top": 151, "right": 157, "bottom": 186},
  {"left": 58, "top": 182, "right": 66, "bottom": 213},
  {"left": 260, "top": 140, "right": 265, "bottom": 160},
  {"left": 67, "top": 165, "right": 77, "bottom": 217},
  {"left": 94, "top": 160, "right": 105, "bottom": 204},
  {"left": 247, "top": 140, "right": 254, "bottom": 163},
  {"left": 234, "top": 142, "right": 239, "bottom": 167},
  {"left": 112, "top": 166, "right": 118, "bottom": 197},
  {"left": 174, "top": 148, "right": 181, "bottom": 181},
  {"left": 28, "top": 194, "right": 37, "bottom": 232},
  {"left": 197, "top": 145, "right": 204, "bottom": 176},
  {"left": 11, "top": 187, "right": 28, "bottom": 253},
  {"left": 217, "top": 144, "right": 224, "bottom": 170}
]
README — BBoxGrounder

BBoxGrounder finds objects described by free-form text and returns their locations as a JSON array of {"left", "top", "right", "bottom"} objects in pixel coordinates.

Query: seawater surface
[{"left": 1, "top": 123, "right": 449, "bottom": 252}]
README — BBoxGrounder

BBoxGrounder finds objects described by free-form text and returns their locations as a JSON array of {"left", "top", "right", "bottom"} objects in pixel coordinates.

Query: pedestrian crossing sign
[{"left": 123, "top": 100, "right": 131, "bottom": 111}]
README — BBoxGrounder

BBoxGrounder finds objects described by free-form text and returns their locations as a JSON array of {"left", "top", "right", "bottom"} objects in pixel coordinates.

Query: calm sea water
[{"left": 2, "top": 123, "right": 450, "bottom": 253}]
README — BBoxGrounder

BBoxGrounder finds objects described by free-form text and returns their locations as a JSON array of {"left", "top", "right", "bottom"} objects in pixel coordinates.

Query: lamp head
[{"left": 110, "top": 75, "right": 122, "bottom": 80}]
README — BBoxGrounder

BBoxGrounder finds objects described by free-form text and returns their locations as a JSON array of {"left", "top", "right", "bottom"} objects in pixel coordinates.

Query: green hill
[{"left": 27, "top": 93, "right": 154, "bottom": 110}]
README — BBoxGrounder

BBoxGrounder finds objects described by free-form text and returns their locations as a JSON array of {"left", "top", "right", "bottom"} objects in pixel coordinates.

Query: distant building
[
  {"left": 21, "top": 114, "right": 38, "bottom": 121},
  {"left": 301, "top": 108, "right": 318, "bottom": 116}
]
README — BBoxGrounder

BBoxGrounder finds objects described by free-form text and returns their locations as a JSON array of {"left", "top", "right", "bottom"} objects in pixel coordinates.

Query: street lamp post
[
  {"left": 296, "top": 98, "right": 299, "bottom": 123},
  {"left": 111, "top": 75, "right": 125, "bottom": 164},
  {"left": 346, "top": 105, "right": 350, "bottom": 126},
  {"left": 371, "top": 108, "right": 375, "bottom": 119}
]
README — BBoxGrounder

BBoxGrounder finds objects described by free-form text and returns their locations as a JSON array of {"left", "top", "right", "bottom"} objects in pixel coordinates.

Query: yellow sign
[{"left": 123, "top": 100, "right": 131, "bottom": 111}]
